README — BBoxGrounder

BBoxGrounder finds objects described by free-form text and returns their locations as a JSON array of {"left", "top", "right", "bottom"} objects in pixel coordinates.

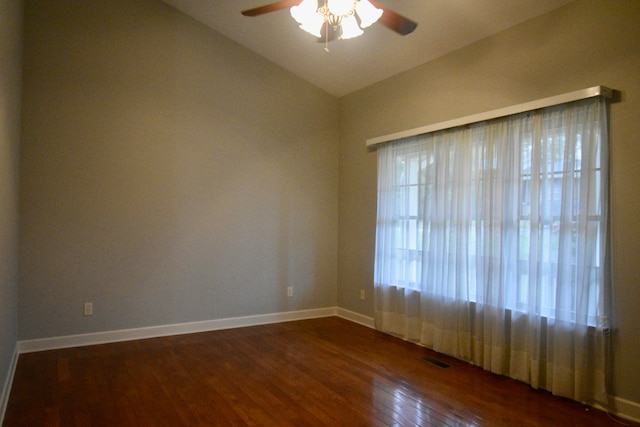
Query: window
[
  {"left": 374, "top": 96, "right": 610, "bottom": 403},
  {"left": 376, "top": 102, "right": 607, "bottom": 326}
]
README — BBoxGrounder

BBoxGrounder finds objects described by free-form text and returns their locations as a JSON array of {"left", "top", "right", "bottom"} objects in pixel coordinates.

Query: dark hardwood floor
[{"left": 3, "top": 317, "right": 633, "bottom": 426}]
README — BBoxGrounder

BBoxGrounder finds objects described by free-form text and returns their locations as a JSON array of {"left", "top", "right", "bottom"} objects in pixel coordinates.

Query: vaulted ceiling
[{"left": 161, "top": 0, "right": 574, "bottom": 97}]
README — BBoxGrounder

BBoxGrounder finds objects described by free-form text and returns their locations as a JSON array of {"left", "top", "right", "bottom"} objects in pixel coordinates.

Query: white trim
[
  {"left": 611, "top": 396, "right": 640, "bottom": 423},
  {"left": 18, "top": 307, "right": 338, "bottom": 353},
  {"left": 0, "top": 344, "right": 19, "bottom": 424},
  {"left": 337, "top": 307, "right": 375, "bottom": 328},
  {"left": 366, "top": 86, "right": 613, "bottom": 147},
  {"left": 593, "top": 396, "right": 640, "bottom": 424}
]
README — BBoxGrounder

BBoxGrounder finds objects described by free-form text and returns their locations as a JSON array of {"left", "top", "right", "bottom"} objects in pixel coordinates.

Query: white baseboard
[
  {"left": 15, "top": 306, "right": 377, "bottom": 354},
  {"left": 18, "top": 306, "right": 338, "bottom": 353},
  {"left": 336, "top": 307, "right": 375, "bottom": 328},
  {"left": 594, "top": 396, "right": 640, "bottom": 424},
  {"left": 0, "top": 344, "right": 19, "bottom": 424}
]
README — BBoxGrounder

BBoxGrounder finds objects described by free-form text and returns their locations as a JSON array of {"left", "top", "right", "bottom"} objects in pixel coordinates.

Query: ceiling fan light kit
[
  {"left": 242, "top": 1, "right": 417, "bottom": 46},
  {"left": 291, "top": 0, "right": 382, "bottom": 40}
]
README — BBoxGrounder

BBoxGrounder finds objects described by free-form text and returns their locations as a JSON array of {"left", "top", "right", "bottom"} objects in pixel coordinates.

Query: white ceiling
[{"left": 161, "top": 0, "right": 574, "bottom": 97}]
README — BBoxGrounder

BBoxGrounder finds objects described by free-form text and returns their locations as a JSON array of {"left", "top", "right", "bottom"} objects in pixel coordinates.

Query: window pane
[{"left": 375, "top": 98, "right": 606, "bottom": 326}]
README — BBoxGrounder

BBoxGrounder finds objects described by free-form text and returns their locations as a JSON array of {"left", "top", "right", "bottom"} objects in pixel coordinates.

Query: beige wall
[
  {"left": 0, "top": 0, "right": 22, "bottom": 411},
  {"left": 19, "top": 0, "right": 339, "bottom": 339},
  {"left": 338, "top": 0, "right": 640, "bottom": 406}
]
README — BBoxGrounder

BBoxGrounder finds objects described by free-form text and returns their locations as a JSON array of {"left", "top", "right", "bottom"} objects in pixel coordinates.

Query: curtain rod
[{"left": 366, "top": 86, "right": 613, "bottom": 147}]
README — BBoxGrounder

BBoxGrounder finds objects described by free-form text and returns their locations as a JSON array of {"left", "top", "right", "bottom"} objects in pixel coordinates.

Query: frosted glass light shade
[
  {"left": 299, "top": 17, "right": 324, "bottom": 38},
  {"left": 291, "top": 0, "right": 324, "bottom": 37},
  {"left": 355, "top": 0, "right": 382, "bottom": 28},
  {"left": 291, "top": 0, "right": 319, "bottom": 24},
  {"left": 340, "top": 14, "right": 363, "bottom": 39}
]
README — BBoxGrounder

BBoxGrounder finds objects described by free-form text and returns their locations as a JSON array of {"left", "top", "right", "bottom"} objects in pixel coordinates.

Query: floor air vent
[{"left": 421, "top": 356, "right": 451, "bottom": 369}]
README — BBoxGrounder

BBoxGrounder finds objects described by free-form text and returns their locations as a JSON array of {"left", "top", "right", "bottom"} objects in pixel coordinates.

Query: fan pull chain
[{"left": 324, "top": 20, "right": 330, "bottom": 52}]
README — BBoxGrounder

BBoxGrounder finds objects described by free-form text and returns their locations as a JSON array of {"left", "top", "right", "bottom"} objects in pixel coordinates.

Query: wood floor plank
[{"left": 3, "top": 317, "right": 634, "bottom": 426}]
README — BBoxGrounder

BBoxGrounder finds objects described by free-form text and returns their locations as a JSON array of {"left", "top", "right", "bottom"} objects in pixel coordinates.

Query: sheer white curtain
[{"left": 374, "top": 97, "right": 610, "bottom": 404}]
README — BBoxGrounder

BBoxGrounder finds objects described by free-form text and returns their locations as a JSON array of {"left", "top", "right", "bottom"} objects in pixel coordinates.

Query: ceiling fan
[{"left": 242, "top": 0, "right": 418, "bottom": 44}]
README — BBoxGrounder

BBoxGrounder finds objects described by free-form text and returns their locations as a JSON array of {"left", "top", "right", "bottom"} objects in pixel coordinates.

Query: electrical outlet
[
  {"left": 360, "top": 289, "right": 366, "bottom": 300},
  {"left": 287, "top": 287, "right": 293, "bottom": 297},
  {"left": 83, "top": 302, "right": 93, "bottom": 316}
]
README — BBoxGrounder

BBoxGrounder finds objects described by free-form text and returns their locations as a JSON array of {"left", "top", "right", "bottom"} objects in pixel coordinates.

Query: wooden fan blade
[
  {"left": 369, "top": 1, "right": 418, "bottom": 35},
  {"left": 241, "top": 0, "right": 302, "bottom": 17}
]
